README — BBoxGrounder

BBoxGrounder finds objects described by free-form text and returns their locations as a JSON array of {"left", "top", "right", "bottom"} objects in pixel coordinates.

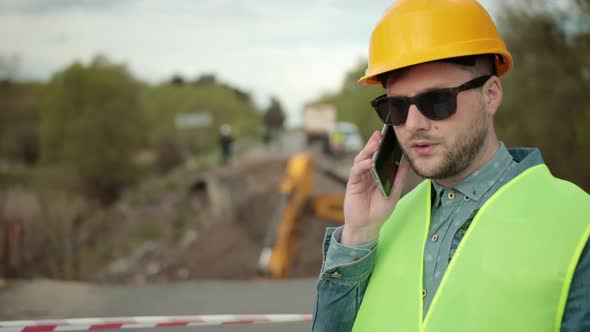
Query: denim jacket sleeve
[{"left": 312, "top": 226, "right": 377, "bottom": 332}]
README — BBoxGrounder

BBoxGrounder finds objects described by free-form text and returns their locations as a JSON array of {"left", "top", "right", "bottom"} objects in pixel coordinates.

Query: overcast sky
[{"left": 1, "top": 0, "right": 496, "bottom": 127}]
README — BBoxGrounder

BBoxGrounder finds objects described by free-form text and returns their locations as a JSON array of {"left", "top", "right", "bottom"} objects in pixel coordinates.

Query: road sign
[{"left": 175, "top": 113, "right": 212, "bottom": 129}]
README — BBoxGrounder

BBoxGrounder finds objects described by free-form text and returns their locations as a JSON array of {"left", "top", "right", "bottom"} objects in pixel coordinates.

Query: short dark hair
[{"left": 377, "top": 54, "right": 498, "bottom": 88}]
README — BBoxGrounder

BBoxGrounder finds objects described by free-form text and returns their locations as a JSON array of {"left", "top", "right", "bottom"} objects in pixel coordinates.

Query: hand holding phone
[{"left": 342, "top": 124, "right": 409, "bottom": 247}]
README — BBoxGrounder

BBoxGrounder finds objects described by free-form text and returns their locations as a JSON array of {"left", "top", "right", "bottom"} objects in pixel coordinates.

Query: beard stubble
[{"left": 405, "top": 105, "right": 488, "bottom": 180}]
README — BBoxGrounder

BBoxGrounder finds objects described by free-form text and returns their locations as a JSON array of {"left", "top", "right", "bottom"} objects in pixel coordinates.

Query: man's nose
[{"left": 403, "top": 104, "right": 430, "bottom": 132}]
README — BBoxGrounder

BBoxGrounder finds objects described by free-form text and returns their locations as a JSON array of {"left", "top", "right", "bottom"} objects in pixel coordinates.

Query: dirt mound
[
  {"left": 98, "top": 154, "right": 343, "bottom": 284},
  {"left": 0, "top": 136, "right": 347, "bottom": 284}
]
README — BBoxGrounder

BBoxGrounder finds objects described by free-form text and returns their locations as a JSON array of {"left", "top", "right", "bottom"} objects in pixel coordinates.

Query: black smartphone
[{"left": 370, "top": 123, "right": 404, "bottom": 198}]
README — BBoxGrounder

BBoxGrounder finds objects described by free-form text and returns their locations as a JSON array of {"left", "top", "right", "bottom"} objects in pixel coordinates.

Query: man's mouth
[{"left": 411, "top": 142, "right": 437, "bottom": 155}]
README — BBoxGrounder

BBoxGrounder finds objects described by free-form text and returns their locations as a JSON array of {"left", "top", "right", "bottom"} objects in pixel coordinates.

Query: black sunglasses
[{"left": 370, "top": 75, "right": 492, "bottom": 126}]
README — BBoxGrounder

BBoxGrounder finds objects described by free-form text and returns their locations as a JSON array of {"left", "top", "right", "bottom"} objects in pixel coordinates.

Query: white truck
[{"left": 303, "top": 104, "right": 337, "bottom": 148}]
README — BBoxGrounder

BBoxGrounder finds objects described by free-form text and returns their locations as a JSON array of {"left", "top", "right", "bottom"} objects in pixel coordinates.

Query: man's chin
[
  {"left": 409, "top": 160, "right": 440, "bottom": 179},
  {"left": 407, "top": 151, "right": 434, "bottom": 167}
]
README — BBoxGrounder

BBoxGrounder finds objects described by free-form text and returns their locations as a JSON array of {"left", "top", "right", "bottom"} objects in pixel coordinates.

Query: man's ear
[{"left": 484, "top": 76, "right": 503, "bottom": 116}]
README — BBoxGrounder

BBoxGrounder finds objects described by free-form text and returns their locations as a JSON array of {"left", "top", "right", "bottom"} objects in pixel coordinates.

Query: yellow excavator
[
  {"left": 256, "top": 151, "right": 421, "bottom": 278},
  {"left": 257, "top": 152, "right": 346, "bottom": 279}
]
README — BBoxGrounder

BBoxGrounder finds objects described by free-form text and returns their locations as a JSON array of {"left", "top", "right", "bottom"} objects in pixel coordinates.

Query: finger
[
  {"left": 348, "top": 158, "right": 373, "bottom": 186},
  {"left": 388, "top": 162, "right": 412, "bottom": 201},
  {"left": 350, "top": 158, "right": 373, "bottom": 178},
  {"left": 353, "top": 131, "right": 381, "bottom": 165}
]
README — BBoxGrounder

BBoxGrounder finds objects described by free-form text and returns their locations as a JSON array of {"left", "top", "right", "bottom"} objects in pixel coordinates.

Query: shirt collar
[{"left": 432, "top": 142, "right": 514, "bottom": 203}]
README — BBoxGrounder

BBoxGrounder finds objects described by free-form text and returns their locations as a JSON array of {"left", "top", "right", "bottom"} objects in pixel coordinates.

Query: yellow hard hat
[{"left": 358, "top": 0, "right": 513, "bottom": 85}]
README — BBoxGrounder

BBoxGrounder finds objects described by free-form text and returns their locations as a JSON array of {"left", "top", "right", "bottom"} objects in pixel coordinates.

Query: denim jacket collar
[{"left": 432, "top": 142, "right": 543, "bottom": 206}]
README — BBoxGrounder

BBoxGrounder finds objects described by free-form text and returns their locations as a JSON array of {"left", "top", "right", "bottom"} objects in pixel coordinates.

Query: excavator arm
[{"left": 258, "top": 153, "right": 345, "bottom": 279}]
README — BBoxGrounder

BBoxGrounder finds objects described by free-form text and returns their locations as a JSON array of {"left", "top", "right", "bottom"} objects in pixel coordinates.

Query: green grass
[
  {"left": 172, "top": 199, "right": 199, "bottom": 243},
  {"left": 0, "top": 168, "right": 31, "bottom": 187},
  {"left": 136, "top": 219, "right": 161, "bottom": 239}
]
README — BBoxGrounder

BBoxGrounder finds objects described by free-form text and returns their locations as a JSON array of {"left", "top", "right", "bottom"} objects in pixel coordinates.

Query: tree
[
  {"left": 169, "top": 74, "right": 185, "bottom": 86},
  {"left": 495, "top": 1, "right": 590, "bottom": 191},
  {"left": 193, "top": 73, "right": 217, "bottom": 86},
  {"left": 0, "top": 81, "right": 43, "bottom": 164},
  {"left": 142, "top": 75, "right": 261, "bottom": 157},
  {"left": 40, "top": 55, "right": 144, "bottom": 203},
  {"left": 576, "top": 0, "right": 589, "bottom": 13},
  {"left": 263, "top": 96, "right": 286, "bottom": 130}
]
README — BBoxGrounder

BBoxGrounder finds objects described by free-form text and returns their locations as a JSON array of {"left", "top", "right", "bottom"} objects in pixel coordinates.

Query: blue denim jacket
[{"left": 313, "top": 145, "right": 590, "bottom": 331}]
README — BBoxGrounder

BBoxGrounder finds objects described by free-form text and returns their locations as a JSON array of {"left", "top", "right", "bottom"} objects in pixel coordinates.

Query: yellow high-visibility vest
[{"left": 353, "top": 165, "right": 590, "bottom": 332}]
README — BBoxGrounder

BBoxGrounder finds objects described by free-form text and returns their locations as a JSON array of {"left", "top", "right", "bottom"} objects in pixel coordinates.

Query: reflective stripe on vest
[{"left": 352, "top": 164, "right": 590, "bottom": 332}]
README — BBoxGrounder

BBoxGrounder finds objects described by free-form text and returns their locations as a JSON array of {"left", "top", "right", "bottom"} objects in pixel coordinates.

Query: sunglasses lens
[
  {"left": 373, "top": 99, "right": 408, "bottom": 125},
  {"left": 388, "top": 99, "right": 408, "bottom": 125},
  {"left": 418, "top": 91, "right": 456, "bottom": 120},
  {"left": 374, "top": 100, "right": 390, "bottom": 124}
]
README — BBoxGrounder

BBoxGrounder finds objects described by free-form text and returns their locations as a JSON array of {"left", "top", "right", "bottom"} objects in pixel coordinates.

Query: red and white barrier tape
[{"left": 0, "top": 314, "right": 312, "bottom": 332}]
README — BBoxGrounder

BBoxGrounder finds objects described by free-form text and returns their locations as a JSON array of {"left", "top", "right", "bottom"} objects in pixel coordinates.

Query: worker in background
[
  {"left": 262, "top": 127, "right": 271, "bottom": 149},
  {"left": 219, "top": 123, "right": 234, "bottom": 165},
  {"left": 328, "top": 126, "right": 345, "bottom": 157},
  {"left": 312, "top": 0, "right": 590, "bottom": 331}
]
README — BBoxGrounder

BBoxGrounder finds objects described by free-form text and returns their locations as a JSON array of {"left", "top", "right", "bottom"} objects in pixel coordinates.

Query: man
[
  {"left": 312, "top": 0, "right": 590, "bottom": 331},
  {"left": 219, "top": 123, "right": 234, "bottom": 165}
]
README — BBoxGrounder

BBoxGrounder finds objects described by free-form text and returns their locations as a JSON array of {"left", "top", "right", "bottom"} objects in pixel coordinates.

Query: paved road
[{"left": 0, "top": 278, "right": 317, "bottom": 332}]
